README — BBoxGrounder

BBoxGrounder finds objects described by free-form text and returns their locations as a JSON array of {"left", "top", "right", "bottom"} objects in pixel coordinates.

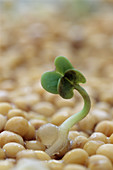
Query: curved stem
[
  {"left": 60, "top": 84, "right": 91, "bottom": 132},
  {"left": 46, "top": 84, "right": 91, "bottom": 156}
]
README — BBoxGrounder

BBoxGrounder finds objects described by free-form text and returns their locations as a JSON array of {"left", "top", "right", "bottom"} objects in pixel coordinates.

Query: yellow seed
[
  {"left": 95, "top": 120, "right": 113, "bottom": 137},
  {"left": 7, "top": 109, "right": 28, "bottom": 120},
  {"left": 0, "top": 114, "right": 7, "bottom": 132},
  {"left": 62, "top": 148, "right": 88, "bottom": 165},
  {"left": 16, "top": 150, "right": 37, "bottom": 160},
  {"left": 64, "top": 164, "right": 87, "bottom": 170},
  {"left": 3, "top": 142, "right": 25, "bottom": 158},
  {"left": 71, "top": 136, "right": 88, "bottom": 149},
  {"left": 68, "top": 131, "right": 80, "bottom": 141},
  {"left": 83, "top": 140, "right": 104, "bottom": 156},
  {"left": 0, "top": 148, "right": 6, "bottom": 159},
  {"left": 5, "top": 116, "right": 29, "bottom": 137},
  {"left": 51, "top": 108, "right": 70, "bottom": 126},
  {"left": 0, "top": 160, "right": 14, "bottom": 170},
  {"left": 55, "top": 96, "right": 75, "bottom": 108},
  {"left": 24, "top": 122, "right": 36, "bottom": 140},
  {"left": 35, "top": 150, "right": 51, "bottom": 161},
  {"left": 33, "top": 102, "right": 55, "bottom": 117},
  {"left": 30, "top": 119, "right": 46, "bottom": 130},
  {"left": 0, "top": 103, "right": 12, "bottom": 116},
  {"left": 25, "top": 140, "right": 45, "bottom": 151},
  {"left": 109, "top": 134, "right": 113, "bottom": 143},
  {"left": 47, "top": 159, "right": 64, "bottom": 170},
  {"left": 96, "top": 144, "right": 113, "bottom": 163},
  {"left": 89, "top": 132, "right": 108, "bottom": 143},
  {"left": 88, "top": 155, "right": 113, "bottom": 170},
  {"left": 0, "top": 131, "right": 24, "bottom": 147}
]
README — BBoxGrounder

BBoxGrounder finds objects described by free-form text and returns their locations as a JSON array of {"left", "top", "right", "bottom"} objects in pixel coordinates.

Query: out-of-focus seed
[
  {"left": 62, "top": 148, "right": 88, "bottom": 165},
  {"left": 78, "top": 114, "right": 97, "bottom": 134},
  {"left": 35, "top": 150, "right": 51, "bottom": 161},
  {"left": 0, "top": 102, "right": 12, "bottom": 116},
  {"left": 7, "top": 109, "right": 28, "bottom": 120},
  {"left": 55, "top": 96, "right": 75, "bottom": 108},
  {"left": 33, "top": 102, "right": 55, "bottom": 117},
  {"left": 83, "top": 140, "right": 104, "bottom": 156},
  {"left": 88, "top": 155, "right": 113, "bottom": 170},
  {"left": 64, "top": 164, "right": 87, "bottom": 170},
  {"left": 96, "top": 144, "right": 113, "bottom": 163},
  {"left": 89, "top": 132, "right": 108, "bottom": 143},
  {"left": 109, "top": 134, "right": 113, "bottom": 143},
  {"left": 0, "top": 131, "right": 24, "bottom": 147},
  {"left": 25, "top": 140, "right": 45, "bottom": 151},
  {"left": 3, "top": 142, "right": 25, "bottom": 158},
  {"left": 71, "top": 136, "right": 88, "bottom": 149},
  {"left": 0, "top": 160, "right": 14, "bottom": 170},
  {"left": 95, "top": 120, "right": 113, "bottom": 137},
  {"left": 0, "top": 148, "right": 6, "bottom": 159},
  {"left": 24, "top": 122, "right": 36, "bottom": 140},
  {"left": 47, "top": 159, "right": 64, "bottom": 170},
  {"left": 0, "top": 114, "right": 7, "bottom": 132},
  {"left": 16, "top": 150, "right": 37, "bottom": 160},
  {"left": 5, "top": 116, "right": 29, "bottom": 137},
  {"left": 91, "top": 109, "right": 111, "bottom": 122},
  {"left": 51, "top": 108, "right": 70, "bottom": 126},
  {"left": 30, "top": 119, "right": 46, "bottom": 130}
]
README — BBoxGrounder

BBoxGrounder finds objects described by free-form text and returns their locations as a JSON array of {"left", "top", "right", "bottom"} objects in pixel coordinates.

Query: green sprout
[{"left": 38, "top": 56, "right": 91, "bottom": 156}]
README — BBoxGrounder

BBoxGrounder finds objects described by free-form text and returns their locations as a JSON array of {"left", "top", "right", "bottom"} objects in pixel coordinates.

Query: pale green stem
[
  {"left": 60, "top": 84, "right": 91, "bottom": 132},
  {"left": 46, "top": 84, "right": 91, "bottom": 156}
]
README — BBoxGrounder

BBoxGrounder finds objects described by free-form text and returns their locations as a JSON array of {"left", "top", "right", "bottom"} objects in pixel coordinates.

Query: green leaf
[
  {"left": 57, "top": 77, "right": 74, "bottom": 99},
  {"left": 64, "top": 69, "right": 86, "bottom": 84},
  {"left": 55, "top": 56, "right": 73, "bottom": 75},
  {"left": 41, "top": 71, "right": 62, "bottom": 94}
]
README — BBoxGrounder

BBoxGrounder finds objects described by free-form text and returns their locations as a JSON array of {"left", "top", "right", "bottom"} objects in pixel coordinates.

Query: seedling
[{"left": 37, "top": 56, "right": 91, "bottom": 156}]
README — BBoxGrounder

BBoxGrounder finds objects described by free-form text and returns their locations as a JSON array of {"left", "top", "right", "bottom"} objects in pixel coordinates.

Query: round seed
[
  {"left": 96, "top": 144, "right": 113, "bottom": 163},
  {"left": 25, "top": 140, "right": 45, "bottom": 151},
  {"left": 62, "top": 148, "right": 88, "bottom": 165},
  {"left": 5, "top": 116, "right": 29, "bottom": 137},
  {"left": 0, "top": 131, "right": 24, "bottom": 147},
  {"left": 3, "top": 142, "right": 25, "bottom": 158},
  {"left": 0, "top": 114, "right": 7, "bottom": 132},
  {"left": 0, "top": 103, "right": 12, "bottom": 116}
]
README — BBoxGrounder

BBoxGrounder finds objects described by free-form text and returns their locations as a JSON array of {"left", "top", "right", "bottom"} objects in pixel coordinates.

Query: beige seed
[
  {"left": 0, "top": 102, "right": 12, "bottom": 116},
  {"left": 47, "top": 159, "right": 64, "bottom": 170},
  {"left": 88, "top": 155, "right": 113, "bottom": 170},
  {"left": 3, "top": 142, "right": 25, "bottom": 158},
  {"left": 5, "top": 116, "right": 29, "bottom": 137},
  {"left": 96, "top": 144, "right": 113, "bottom": 163},
  {"left": 68, "top": 131, "right": 80, "bottom": 141},
  {"left": 25, "top": 140, "right": 45, "bottom": 151},
  {"left": 33, "top": 102, "right": 55, "bottom": 117},
  {"left": 64, "top": 164, "right": 87, "bottom": 170},
  {"left": 95, "top": 120, "right": 113, "bottom": 137},
  {"left": 0, "top": 114, "right": 7, "bottom": 132},
  {"left": 51, "top": 109, "right": 70, "bottom": 126},
  {"left": 16, "top": 150, "right": 37, "bottom": 160},
  {"left": 0, "top": 160, "right": 14, "bottom": 170},
  {"left": 83, "top": 140, "right": 104, "bottom": 156},
  {"left": 89, "top": 132, "right": 108, "bottom": 143},
  {"left": 0, "top": 148, "right": 6, "bottom": 159},
  {"left": 71, "top": 136, "right": 88, "bottom": 149},
  {"left": 35, "top": 151, "right": 51, "bottom": 161},
  {"left": 24, "top": 122, "right": 36, "bottom": 140},
  {"left": 0, "top": 131, "right": 24, "bottom": 147},
  {"left": 55, "top": 96, "right": 75, "bottom": 108},
  {"left": 30, "top": 119, "right": 46, "bottom": 130},
  {"left": 109, "top": 134, "right": 113, "bottom": 143},
  {"left": 7, "top": 109, "right": 28, "bottom": 120},
  {"left": 62, "top": 148, "right": 88, "bottom": 165}
]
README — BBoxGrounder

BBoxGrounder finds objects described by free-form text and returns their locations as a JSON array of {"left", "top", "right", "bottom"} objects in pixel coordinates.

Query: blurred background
[{"left": 0, "top": 0, "right": 113, "bottom": 108}]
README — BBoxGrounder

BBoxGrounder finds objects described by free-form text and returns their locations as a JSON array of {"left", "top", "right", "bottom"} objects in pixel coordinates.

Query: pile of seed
[{"left": 0, "top": 4, "right": 113, "bottom": 170}]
